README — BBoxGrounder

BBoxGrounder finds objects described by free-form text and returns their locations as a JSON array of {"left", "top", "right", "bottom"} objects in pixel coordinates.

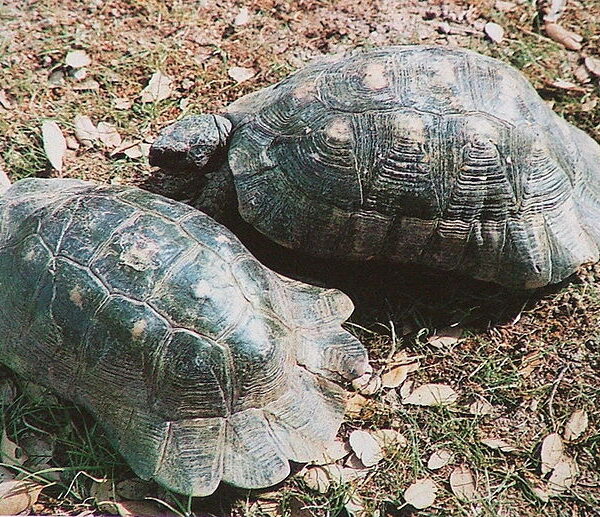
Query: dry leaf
[
  {"left": 550, "top": 79, "right": 586, "bottom": 91},
  {"left": 65, "top": 50, "right": 91, "bottom": 68},
  {"left": 228, "top": 66, "right": 256, "bottom": 83},
  {"left": 0, "top": 90, "right": 13, "bottom": 110},
  {"left": 519, "top": 352, "right": 543, "bottom": 378},
  {"left": 494, "top": 1, "right": 516, "bottom": 12},
  {"left": 352, "top": 372, "right": 381, "bottom": 395},
  {"left": 312, "top": 439, "right": 351, "bottom": 465},
  {"left": 402, "top": 384, "right": 458, "bottom": 406},
  {"left": 381, "top": 360, "right": 419, "bottom": 388},
  {"left": 399, "top": 379, "right": 414, "bottom": 399},
  {"left": 42, "top": 120, "right": 67, "bottom": 172},
  {"left": 140, "top": 71, "right": 172, "bottom": 103},
  {"left": 234, "top": 7, "right": 251, "bottom": 26},
  {"left": 111, "top": 140, "right": 144, "bottom": 159},
  {"left": 573, "top": 65, "right": 591, "bottom": 84},
  {"left": 469, "top": 399, "right": 494, "bottom": 416},
  {"left": 544, "top": 23, "right": 583, "bottom": 51},
  {"left": 450, "top": 465, "right": 478, "bottom": 502},
  {"left": 480, "top": 438, "right": 517, "bottom": 452},
  {"left": 346, "top": 393, "right": 369, "bottom": 417},
  {"left": 543, "top": 0, "right": 566, "bottom": 22},
  {"left": 584, "top": 56, "right": 600, "bottom": 78},
  {"left": 484, "top": 22, "right": 505, "bottom": 43},
  {"left": 427, "top": 449, "right": 453, "bottom": 470},
  {"left": 547, "top": 456, "right": 578, "bottom": 495},
  {"left": 348, "top": 430, "right": 383, "bottom": 467},
  {"left": 371, "top": 428, "right": 407, "bottom": 450},
  {"left": 114, "top": 98, "right": 133, "bottom": 110},
  {"left": 97, "top": 122, "right": 122, "bottom": 149},
  {"left": 72, "top": 68, "right": 88, "bottom": 81},
  {"left": 581, "top": 98, "right": 598, "bottom": 112},
  {"left": 74, "top": 115, "right": 99, "bottom": 146},
  {"left": 541, "top": 433, "right": 564, "bottom": 474},
  {"left": 72, "top": 78, "right": 100, "bottom": 90},
  {"left": 0, "top": 166, "right": 10, "bottom": 193},
  {"left": 404, "top": 478, "right": 437, "bottom": 509},
  {"left": 302, "top": 466, "right": 330, "bottom": 493},
  {"left": 427, "top": 327, "right": 462, "bottom": 348},
  {"left": 0, "top": 480, "right": 44, "bottom": 515},
  {"left": 564, "top": 409, "right": 588, "bottom": 441}
]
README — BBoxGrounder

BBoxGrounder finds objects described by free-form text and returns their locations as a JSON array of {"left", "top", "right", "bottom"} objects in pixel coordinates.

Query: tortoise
[
  {"left": 0, "top": 175, "right": 369, "bottom": 496},
  {"left": 150, "top": 45, "right": 600, "bottom": 289}
]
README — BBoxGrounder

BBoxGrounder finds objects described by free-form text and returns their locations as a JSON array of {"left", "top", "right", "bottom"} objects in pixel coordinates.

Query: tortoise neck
[{"left": 192, "top": 161, "right": 239, "bottom": 226}]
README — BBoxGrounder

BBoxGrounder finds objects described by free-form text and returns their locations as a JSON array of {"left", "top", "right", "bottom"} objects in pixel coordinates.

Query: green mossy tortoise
[
  {"left": 150, "top": 45, "right": 600, "bottom": 289},
  {"left": 0, "top": 176, "right": 368, "bottom": 496}
]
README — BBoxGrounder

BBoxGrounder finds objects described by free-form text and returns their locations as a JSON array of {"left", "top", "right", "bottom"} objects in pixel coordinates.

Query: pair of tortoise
[{"left": 1, "top": 46, "right": 598, "bottom": 497}]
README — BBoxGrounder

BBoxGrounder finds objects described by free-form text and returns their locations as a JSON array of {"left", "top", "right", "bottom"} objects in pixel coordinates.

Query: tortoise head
[{"left": 149, "top": 114, "right": 233, "bottom": 175}]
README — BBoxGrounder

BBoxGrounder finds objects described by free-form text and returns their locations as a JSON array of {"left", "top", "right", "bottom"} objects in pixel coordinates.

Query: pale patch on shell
[
  {"left": 395, "top": 113, "right": 426, "bottom": 143},
  {"left": 215, "top": 234, "right": 231, "bottom": 244},
  {"left": 192, "top": 280, "right": 212, "bottom": 299},
  {"left": 131, "top": 319, "right": 147, "bottom": 339},
  {"left": 119, "top": 237, "right": 160, "bottom": 271},
  {"left": 69, "top": 286, "right": 84, "bottom": 308},
  {"left": 362, "top": 62, "right": 388, "bottom": 90},
  {"left": 293, "top": 81, "right": 317, "bottom": 101},
  {"left": 325, "top": 117, "right": 353, "bottom": 142},
  {"left": 428, "top": 60, "right": 456, "bottom": 85}
]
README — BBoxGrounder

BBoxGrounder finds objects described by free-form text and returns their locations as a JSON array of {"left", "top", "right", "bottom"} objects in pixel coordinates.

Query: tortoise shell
[
  {"left": 225, "top": 46, "right": 600, "bottom": 288},
  {"left": 0, "top": 178, "right": 368, "bottom": 496}
]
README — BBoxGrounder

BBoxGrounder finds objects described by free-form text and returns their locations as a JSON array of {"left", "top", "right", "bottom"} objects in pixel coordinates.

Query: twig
[{"left": 547, "top": 365, "right": 568, "bottom": 424}]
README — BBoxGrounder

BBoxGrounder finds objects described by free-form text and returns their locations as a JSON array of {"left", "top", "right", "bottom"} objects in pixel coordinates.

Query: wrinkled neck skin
[{"left": 191, "top": 159, "right": 240, "bottom": 228}]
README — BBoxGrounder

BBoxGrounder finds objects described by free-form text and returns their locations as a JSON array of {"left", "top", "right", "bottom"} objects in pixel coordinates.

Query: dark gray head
[
  {"left": 149, "top": 114, "right": 239, "bottom": 224},
  {"left": 149, "top": 114, "right": 233, "bottom": 174}
]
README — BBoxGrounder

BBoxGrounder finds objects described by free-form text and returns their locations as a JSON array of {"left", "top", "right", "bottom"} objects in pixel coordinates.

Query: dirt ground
[{"left": 0, "top": 0, "right": 599, "bottom": 516}]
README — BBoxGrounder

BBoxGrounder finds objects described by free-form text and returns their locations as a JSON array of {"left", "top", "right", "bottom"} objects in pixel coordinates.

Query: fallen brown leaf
[
  {"left": 544, "top": 23, "right": 583, "bottom": 51},
  {"left": 450, "top": 465, "right": 478, "bottom": 502},
  {"left": 541, "top": 433, "right": 564, "bottom": 474},
  {"left": 65, "top": 49, "right": 91, "bottom": 68},
  {"left": 403, "top": 383, "right": 458, "bottom": 406},
  {"left": 543, "top": 0, "right": 566, "bottom": 22},
  {"left": 564, "top": 409, "right": 588, "bottom": 441},
  {"left": 228, "top": 66, "right": 255, "bottom": 83},
  {"left": 404, "top": 478, "right": 437, "bottom": 509},
  {"left": 427, "top": 327, "right": 462, "bottom": 348},
  {"left": 140, "top": 71, "right": 173, "bottom": 103},
  {"left": 234, "top": 7, "right": 251, "bottom": 26},
  {"left": 97, "top": 122, "right": 122, "bottom": 149},
  {"left": 348, "top": 430, "right": 383, "bottom": 467},
  {"left": 584, "top": 56, "right": 600, "bottom": 78},
  {"left": 42, "top": 121, "right": 67, "bottom": 172},
  {"left": 302, "top": 466, "right": 330, "bottom": 493},
  {"left": 74, "top": 115, "right": 99, "bottom": 146},
  {"left": 547, "top": 456, "right": 578, "bottom": 495},
  {"left": 469, "top": 399, "right": 494, "bottom": 416},
  {"left": 312, "top": 439, "right": 351, "bottom": 465},
  {"left": 484, "top": 22, "right": 504, "bottom": 43},
  {"left": 480, "top": 437, "right": 518, "bottom": 452},
  {"left": 381, "top": 359, "right": 419, "bottom": 389},
  {"left": 345, "top": 393, "right": 369, "bottom": 417},
  {"left": 427, "top": 449, "right": 453, "bottom": 470},
  {"left": 0, "top": 480, "right": 44, "bottom": 515}
]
